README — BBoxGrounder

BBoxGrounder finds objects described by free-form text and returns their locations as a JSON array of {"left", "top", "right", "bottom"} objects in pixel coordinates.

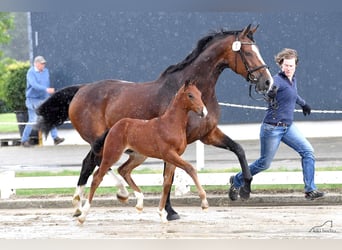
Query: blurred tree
[
  {"left": 0, "top": 12, "right": 15, "bottom": 112},
  {"left": 0, "top": 12, "right": 14, "bottom": 55},
  {"left": 0, "top": 12, "right": 29, "bottom": 61}
]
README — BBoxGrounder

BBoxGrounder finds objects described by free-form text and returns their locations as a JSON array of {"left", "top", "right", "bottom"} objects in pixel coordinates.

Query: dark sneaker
[
  {"left": 305, "top": 190, "right": 325, "bottom": 200},
  {"left": 21, "top": 141, "right": 32, "bottom": 147},
  {"left": 54, "top": 137, "right": 65, "bottom": 145},
  {"left": 228, "top": 175, "right": 239, "bottom": 201}
]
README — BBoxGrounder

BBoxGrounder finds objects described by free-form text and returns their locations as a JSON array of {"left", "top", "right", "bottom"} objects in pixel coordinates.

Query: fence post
[
  {"left": 196, "top": 140, "right": 204, "bottom": 170},
  {"left": 0, "top": 170, "right": 16, "bottom": 199}
]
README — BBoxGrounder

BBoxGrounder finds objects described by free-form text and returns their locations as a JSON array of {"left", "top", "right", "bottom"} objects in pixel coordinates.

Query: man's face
[{"left": 35, "top": 62, "right": 46, "bottom": 72}]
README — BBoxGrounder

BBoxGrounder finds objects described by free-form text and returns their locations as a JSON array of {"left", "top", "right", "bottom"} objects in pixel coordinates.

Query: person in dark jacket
[{"left": 229, "top": 48, "right": 324, "bottom": 200}]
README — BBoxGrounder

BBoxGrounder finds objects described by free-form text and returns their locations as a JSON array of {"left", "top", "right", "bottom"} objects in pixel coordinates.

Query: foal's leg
[
  {"left": 158, "top": 153, "right": 208, "bottom": 223},
  {"left": 158, "top": 163, "right": 176, "bottom": 223},
  {"left": 117, "top": 152, "right": 147, "bottom": 211},
  {"left": 72, "top": 150, "right": 99, "bottom": 217},
  {"left": 78, "top": 147, "right": 127, "bottom": 224},
  {"left": 202, "top": 127, "right": 252, "bottom": 199}
]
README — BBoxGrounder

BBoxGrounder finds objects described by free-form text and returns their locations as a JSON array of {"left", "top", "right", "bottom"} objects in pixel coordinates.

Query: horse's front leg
[
  {"left": 73, "top": 150, "right": 98, "bottom": 217},
  {"left": 202, "top": 127, "right": 252, "bottom": 200},
  {"left": 158, "top": 163, "right": 177, "bottom": 223},
  {"left": 162, "top": 162, "right": 181, "bottom": 221},
  {"left": 165, "top": 154, "right": 209, "bottom": 211}
]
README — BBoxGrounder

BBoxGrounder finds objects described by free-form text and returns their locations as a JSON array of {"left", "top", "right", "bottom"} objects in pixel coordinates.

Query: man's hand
[
  {"left": 46, "top": 88, "right": 55, "bottom": 94},
  {"left": 302, "top": 104, "right": 311, "bottom": 116}
]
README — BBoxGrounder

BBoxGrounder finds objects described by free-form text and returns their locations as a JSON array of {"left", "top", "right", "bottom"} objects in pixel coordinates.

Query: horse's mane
[{"left": 161, "top": 28, "right": 254, "bottom": 76}]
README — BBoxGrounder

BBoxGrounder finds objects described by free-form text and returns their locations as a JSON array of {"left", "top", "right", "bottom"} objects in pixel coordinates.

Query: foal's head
[{"left": 180, "top": 80, "right": 208, "bottom": 118}]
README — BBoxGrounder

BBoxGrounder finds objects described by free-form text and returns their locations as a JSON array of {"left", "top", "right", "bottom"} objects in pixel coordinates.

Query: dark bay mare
[
  {"left": 77, "top": 80, "right": 209, "bottom": 224},
  {"left": 37, "top": 24, "right": 273, "bottom": 220}
]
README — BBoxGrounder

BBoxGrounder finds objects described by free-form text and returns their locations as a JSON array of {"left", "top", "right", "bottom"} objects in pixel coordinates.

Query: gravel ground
[{"left": 0, "top": 205, "right": 341, "bottom": 239}]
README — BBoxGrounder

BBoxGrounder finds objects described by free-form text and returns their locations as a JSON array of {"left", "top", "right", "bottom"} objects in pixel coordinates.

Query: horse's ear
[
  {"left": 250, "top": 24, "right": 259, "bottom": 35},
  {"left": 241, "top": 24, "right": 252, "bottom": 38},
  {"left": 184, "top": 79, "right": 196, "bottom": 89},
  {"left": 184, "top": 79, "right": 192, "bottom": 89}
]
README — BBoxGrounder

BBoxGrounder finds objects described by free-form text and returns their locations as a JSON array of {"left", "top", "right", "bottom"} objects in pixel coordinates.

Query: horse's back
[{"left": 69, "top": 79, "right": 161, "bottom": 143}]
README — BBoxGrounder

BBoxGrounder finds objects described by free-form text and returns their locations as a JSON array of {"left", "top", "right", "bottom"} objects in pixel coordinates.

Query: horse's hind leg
[
  {"left": 72, "top": 150, "right": 98, "bottom": 217},
  {"left": 77, "top": 168, "right": 105, "bottom": 224},
  {"left": 106, "top": 170, "right": 129, "bottom": 203},
  {"left": 117, "top": 152, "right": 147, "bottom": 212},
  {"left": 202, "top": 127, "right": 252, "bottom": 200}
]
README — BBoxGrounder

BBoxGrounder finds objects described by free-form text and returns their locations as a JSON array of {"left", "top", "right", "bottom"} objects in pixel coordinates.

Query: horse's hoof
[
  {"left": 73, "top": 208, "right": 82, "bottom": 217},
  {"left": 77, "top": 217, "right": 85, "bottom": 224},
  {"left": 166, "top": 212, "right": 180, "bottom": 221},
  {"left": 201, "top": 200, "right": 209, "bottom": 210},
  {"left": 158, "top": 209, "right": 168, "bottom": 223},
  {"left": 117, "top": 193, "right": 129, "bottom": 203},
  {"left": 165, "top": 206, "right": 180, "bottom": 221},
  {"left": 135, "top": 205, "right": 143, "bottom": 213},
  {"left": 239, "top": 186, "right": 250, "bottom": 200}
]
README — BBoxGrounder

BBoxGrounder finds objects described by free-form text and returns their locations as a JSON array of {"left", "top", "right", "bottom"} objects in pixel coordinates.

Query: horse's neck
[
  {"left": 160, "top": 49, "right": 224, "bottom": 99},
  {"left": 161, "top": 95, "right": 189, "bottom": 130}
]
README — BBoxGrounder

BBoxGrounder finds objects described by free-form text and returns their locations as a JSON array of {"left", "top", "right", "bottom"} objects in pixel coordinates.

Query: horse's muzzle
[{"left": 200, "top": 106, "right": 208, "bottom": 118}]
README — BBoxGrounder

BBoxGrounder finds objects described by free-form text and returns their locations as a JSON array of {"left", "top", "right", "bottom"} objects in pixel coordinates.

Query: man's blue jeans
[
  {"left": 21, "top": 98, "right": 58, "bottom": 143},
  {"left": 233, "top": 122, "right": 317, "bottom": 193}
]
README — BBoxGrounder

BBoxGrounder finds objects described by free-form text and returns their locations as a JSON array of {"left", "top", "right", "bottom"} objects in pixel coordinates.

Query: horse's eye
[
  {"left": 188, "top": 93, "right": 194, "bottom": 99},
  {"left": 245, "top": 51, "right": 253, "bottom": 57}
]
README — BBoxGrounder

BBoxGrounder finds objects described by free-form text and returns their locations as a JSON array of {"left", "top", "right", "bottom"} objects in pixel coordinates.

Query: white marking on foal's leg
[
  {"left": 134, "top": 191, "right": 144, "bottom": 212},
  {"left": 77, "top": 199, "right": 91, "bottom": 224},
  {"left": 157, "top": 208, "right": 168, "bottom": 223},
  {"left": 107, "top": 170, "right": 129, "bottom": 202},
  {"left": 201, "top": 198, "right": 209, "bottom": 210},
  {"left": 72, "top": 185, "right": 85, "bottom": 217}
]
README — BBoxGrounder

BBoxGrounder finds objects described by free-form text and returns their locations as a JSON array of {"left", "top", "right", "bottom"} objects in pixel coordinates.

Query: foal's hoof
[
  {"left": 77, "top": 216, "right": 86, "bottom": 224},
  {"left": 239, "top": 186, "right": 251, "bottom": 200},
  {"left": 117, "top": 193, "right": 129, "bottom": 203},
  {"left": 73, "top": 208, "right": 82, "bottom": 217},
  {"left": 158, "top": 209, "right": 168, "bottom": 223},
  {"left": 135, "top": 205, "right": 144, "bottom": 213},
  {"left": 201, "top": 200, "right": 209, "bottom": 210}
]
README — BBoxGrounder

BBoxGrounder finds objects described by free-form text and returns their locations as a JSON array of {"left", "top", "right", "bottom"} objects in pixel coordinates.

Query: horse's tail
[
  {"left": 92, "top": 129, "right": 110, "bottom": 155},
  {"left": 36, "top": 85, "right": 82, "bottom": 137}
]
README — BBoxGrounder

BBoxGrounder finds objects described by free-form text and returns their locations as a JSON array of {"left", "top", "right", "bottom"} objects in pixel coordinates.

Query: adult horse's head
[{"left": 226, "top": 24, "right": 273, "bottom": 93}]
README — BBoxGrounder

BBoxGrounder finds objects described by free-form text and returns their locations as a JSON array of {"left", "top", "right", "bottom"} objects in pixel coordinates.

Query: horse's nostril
[{"left": 265, "top": 80, "right": 270, "bottom": 87}]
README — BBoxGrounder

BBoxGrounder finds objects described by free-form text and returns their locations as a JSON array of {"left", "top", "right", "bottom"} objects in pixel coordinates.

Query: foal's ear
[{"left": 184, "top": 79, "right": 193, "bottom": 89}]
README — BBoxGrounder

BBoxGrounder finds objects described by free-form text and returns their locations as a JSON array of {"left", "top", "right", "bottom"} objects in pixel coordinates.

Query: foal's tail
[
  {"left": 36, "top": 85, "right": 82, "bottom": 137},
  {"left": 92, "top": 129, "right": 110, "bottom": 155}
]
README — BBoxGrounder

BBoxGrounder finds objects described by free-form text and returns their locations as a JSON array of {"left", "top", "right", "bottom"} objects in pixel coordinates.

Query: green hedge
[{"left": 2, "top": 61, "right": 30, "bottom": 112}]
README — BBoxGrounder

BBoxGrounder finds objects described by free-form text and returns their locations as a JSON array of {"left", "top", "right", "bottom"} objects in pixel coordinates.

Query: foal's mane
[{"left": 161, "top": 28, "right": 254, "bottom": 76}]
